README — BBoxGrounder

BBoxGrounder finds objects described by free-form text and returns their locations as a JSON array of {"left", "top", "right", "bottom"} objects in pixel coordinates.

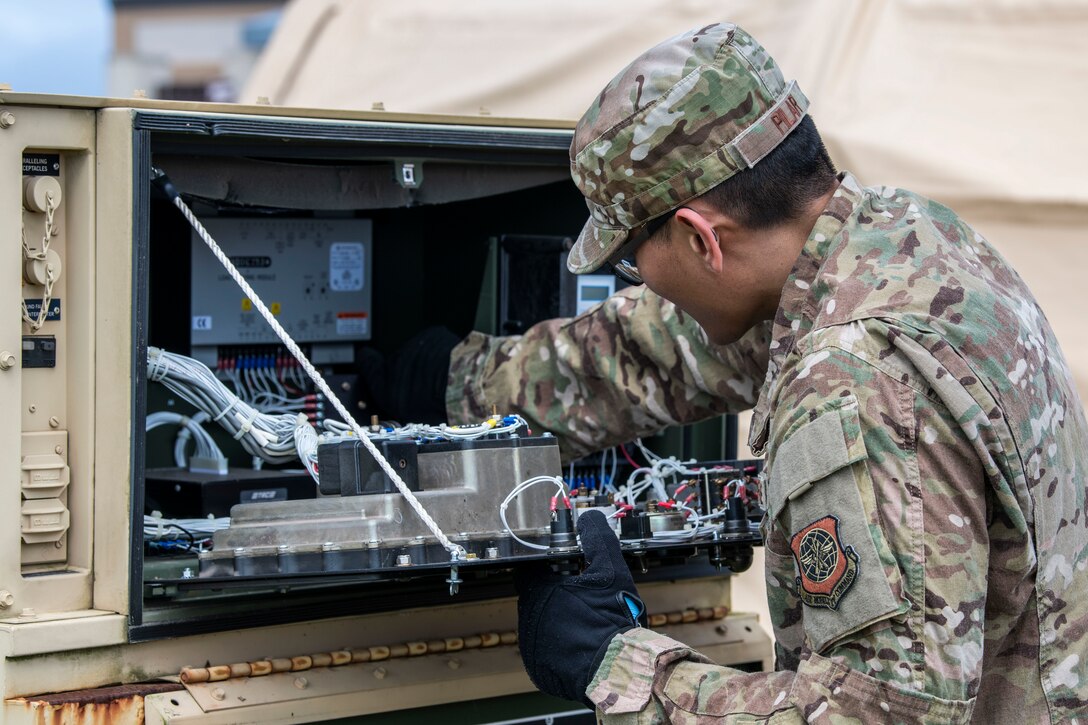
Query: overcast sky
[{"left": 0, "top": 0, "right": 113, "bottom": 95}]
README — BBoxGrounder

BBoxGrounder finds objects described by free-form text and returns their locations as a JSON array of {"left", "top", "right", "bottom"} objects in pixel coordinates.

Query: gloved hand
[
  {"left": 515, "top": 510, "right": 646, "bottom": 707},
  {"left": 357, "top": 326, "right": 460, "bottom": 424}
]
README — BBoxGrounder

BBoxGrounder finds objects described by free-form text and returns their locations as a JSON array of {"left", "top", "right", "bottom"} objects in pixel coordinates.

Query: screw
[
  {"left": 0, "top": 352, "right": 15, "bottom": 370},
  {"left": 0, "top": 591, "right": 13, "bottom": 608},
  {"left": 28, "top": 405, "right": 36, "bottom": 413},
  {"left": 398, "top": 459, "right": 407, "bottom": 469},
  {"left": 48, "top": 416, "right": 59, "bottom": 428},
  {"left": 340, "top": 381, "right": 351, "bottom": 391},
  {"left": 0, "top": 112, "right": 14, "bottom": 128},
  {"left": 211, "top": 687, "right": 225, "bottom": 701},
  {"left": 715, "top": 625, "right": 728, "bottom": 636},
  {"left": 373, "top": 666, "right": 387, "bottom": 679},
  {"left": 447, "top": 564, "right": 462, "bottom": 596},
  {"left": 447, "top": 658, "right": 461, "bottom": 670},
  {"left": 294, "top": 676, "right": 308, "bottom": 689},
  {"left": 54, "top": 445, "right": 62, "bottom": 454}
]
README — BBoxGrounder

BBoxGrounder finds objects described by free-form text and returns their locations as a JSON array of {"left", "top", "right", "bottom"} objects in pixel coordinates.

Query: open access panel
[{"left": 1, "top": 95, "right": 769, "bottom": 722}]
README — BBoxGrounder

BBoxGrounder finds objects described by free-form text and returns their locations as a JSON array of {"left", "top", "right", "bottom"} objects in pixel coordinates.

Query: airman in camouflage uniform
[{"left": 449, "top": 23, "right": 1088, "bottom": 723}]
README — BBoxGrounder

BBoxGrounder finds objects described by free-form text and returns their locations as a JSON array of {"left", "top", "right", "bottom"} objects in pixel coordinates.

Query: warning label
[{"left": 336, "top": 311, "right": 368, "bottom": 336}]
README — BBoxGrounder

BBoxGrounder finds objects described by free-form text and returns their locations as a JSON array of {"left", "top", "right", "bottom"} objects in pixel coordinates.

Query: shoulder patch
[{"left": 790, "top": 515, "right": 859, "bottom": 610}]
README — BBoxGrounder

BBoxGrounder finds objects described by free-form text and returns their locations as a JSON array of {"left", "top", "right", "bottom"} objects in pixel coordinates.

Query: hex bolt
[
  {"left": 0, "top": 112, "right": 14, "bottom": 128},
  {"left": 294, "top": 676, "right": 308, "bottom": 689},
  {"left": 395, "top": 554, "right": 412, "bottom": 567},
  {"left": 0, "top": 591, "right": 13, "bottom": 608},
  {"left": 0, "top": 352, "right": 15, "bottom": 370},
  {"left": 485, "top": 547, "right": 500, "bottom": 560},
  {"left": 373, "top": 666, "right": 387, "bottom": 679},
  {"left": 210, "top": 687, "right": 226, "bottom": 701}
]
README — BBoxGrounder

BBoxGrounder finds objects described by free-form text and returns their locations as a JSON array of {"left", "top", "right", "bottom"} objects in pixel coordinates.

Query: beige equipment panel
[{"left": 0, "top": 95, "right": 772, "bottom": 724}]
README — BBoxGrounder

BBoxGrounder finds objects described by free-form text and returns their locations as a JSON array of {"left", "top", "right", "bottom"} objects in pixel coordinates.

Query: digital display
[{"left": 579, "top": 285, "right": 611, "bottom": 302}]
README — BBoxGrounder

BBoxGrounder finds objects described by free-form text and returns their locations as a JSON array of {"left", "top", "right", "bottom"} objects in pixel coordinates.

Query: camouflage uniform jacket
[{"left": 448, "top": 172, "right": 1088, "bottom": 723}]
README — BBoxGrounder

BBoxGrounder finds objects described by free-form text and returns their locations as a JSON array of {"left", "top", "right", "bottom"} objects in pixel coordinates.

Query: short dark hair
[{"left": 699, "top": 116, "right": 838, "bottom": 230}]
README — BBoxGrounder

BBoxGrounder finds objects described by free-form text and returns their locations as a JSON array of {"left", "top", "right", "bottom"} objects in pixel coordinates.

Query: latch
[{"left": 395, "top": 159, "right": 423, "bottom": 189}]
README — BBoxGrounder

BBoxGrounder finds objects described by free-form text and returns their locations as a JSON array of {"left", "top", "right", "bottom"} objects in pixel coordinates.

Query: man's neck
[{"left": 749, "top": 184, "right": 840, "bottom": 324}]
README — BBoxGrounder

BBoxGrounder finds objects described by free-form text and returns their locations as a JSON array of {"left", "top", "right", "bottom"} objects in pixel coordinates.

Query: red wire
[{"left": 619, "top": 443, "right": 641, "bottom": 469}]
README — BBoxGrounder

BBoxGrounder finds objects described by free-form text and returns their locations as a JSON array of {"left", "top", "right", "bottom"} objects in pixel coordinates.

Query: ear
[{"left": 674, "top": 207, "right": 723, "bottom": 274}]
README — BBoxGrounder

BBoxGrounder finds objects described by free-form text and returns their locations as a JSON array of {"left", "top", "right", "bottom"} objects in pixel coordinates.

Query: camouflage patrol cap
[{"left": 567, "top": 23, "right": 810, "bottom": 274}]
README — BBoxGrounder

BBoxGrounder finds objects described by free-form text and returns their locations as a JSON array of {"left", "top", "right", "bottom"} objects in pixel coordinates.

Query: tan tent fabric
[
  {"left": 245, "top": 0, "right": 1088, "bottom": 399},
  {"left": 245, "top": 0, "right": 1088, "bottom": 646}
]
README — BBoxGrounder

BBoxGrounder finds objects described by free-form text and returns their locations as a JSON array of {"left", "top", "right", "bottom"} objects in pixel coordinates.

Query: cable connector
[{"left": 150, "top": 166, "right": 180, "bottom": 201}]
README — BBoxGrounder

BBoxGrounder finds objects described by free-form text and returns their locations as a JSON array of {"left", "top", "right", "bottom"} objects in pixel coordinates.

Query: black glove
[
  {"left": 357, "top": 326, "right": 460, "bottom": 424},
  {"left": 515, "top": 510, "right": 646, "bottom": 707}
]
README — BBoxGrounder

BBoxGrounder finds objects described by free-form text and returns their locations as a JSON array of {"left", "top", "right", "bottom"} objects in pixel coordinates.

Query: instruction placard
[
  {"left": 22, "top": 154, "right": 60, "bottom": 177},
  {"left": 329, "top": 242, "right": 365, "bottom": 292}
]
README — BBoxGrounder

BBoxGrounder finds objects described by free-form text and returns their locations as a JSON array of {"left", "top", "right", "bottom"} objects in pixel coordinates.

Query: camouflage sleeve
[
  {"left": 445, "top": 286, "right": 770, "bottom": 459},
  {"left": 587, "top": 338, "right": 985, "bottom": 723}
]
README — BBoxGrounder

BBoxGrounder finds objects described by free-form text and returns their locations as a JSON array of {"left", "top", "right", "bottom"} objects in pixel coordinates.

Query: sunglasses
[{"left": 606, "top": 211, "right": 674, "bottom": 286}]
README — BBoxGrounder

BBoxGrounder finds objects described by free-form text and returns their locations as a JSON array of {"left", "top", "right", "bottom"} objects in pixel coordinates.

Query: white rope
[{"left": 168, "top": 189, "right": 466, "bottom": 561}]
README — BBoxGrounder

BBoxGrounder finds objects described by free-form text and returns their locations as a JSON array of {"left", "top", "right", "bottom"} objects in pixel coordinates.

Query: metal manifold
[{"left": 198, "top": 433, "right": 562, "bottom": 578}]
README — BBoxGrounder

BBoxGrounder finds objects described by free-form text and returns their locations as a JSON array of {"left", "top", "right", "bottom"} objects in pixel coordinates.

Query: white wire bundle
[
  {"left": 320, "top": 414, "right": 528, "bottom": 443},
  {"left": 598, "top": 448, "right": 619, "bottom": 494},
  {"left": 145, "top": 410, "right": 224, "bottom": 467},
  {"left": 143, "top": 513, "right": 231, "bottom": 541},
  {"left": 499, "top": 475, "right": 568, "bottom": 551},
  {"left": 148, "top": 347, "right": 307, "bottom": 465},
  {"left": 250, "top": 391, "right": 311, "bottom": 415},
  {"left": 619, "top": 457, "right": 707, "bottom": 506},
  {"left": 293, "top": 414, "right": 321, "bottom": 483},
  {"left": 649, "top": 503, "right": 708, "bottom": 542}
]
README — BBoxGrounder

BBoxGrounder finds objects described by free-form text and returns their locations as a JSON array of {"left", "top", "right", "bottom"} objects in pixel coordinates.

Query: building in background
[{"left": 110, "top": 0, "right": 284, "bottom": 102}]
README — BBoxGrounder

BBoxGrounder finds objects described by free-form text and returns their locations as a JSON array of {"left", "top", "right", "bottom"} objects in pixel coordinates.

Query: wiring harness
[{"left": 148, "top": 347, "right": 305, "bottom": 466}]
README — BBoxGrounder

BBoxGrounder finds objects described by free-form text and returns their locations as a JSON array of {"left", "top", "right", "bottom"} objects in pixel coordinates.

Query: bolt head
[
  {"left": 373, "top": 666, "right": 387, "bottom": 679},
  {"left": 294, "top": 676, "right": 308, "bottom": 689},
  {"left": 0, "top": 591, "right": 14, "bottom": 607},
  {"left": 211, "top": 687, "right": 226, "bottom": 701},
  {"left": 0, "top": 111, "right": 14, "bottom": 128}
]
